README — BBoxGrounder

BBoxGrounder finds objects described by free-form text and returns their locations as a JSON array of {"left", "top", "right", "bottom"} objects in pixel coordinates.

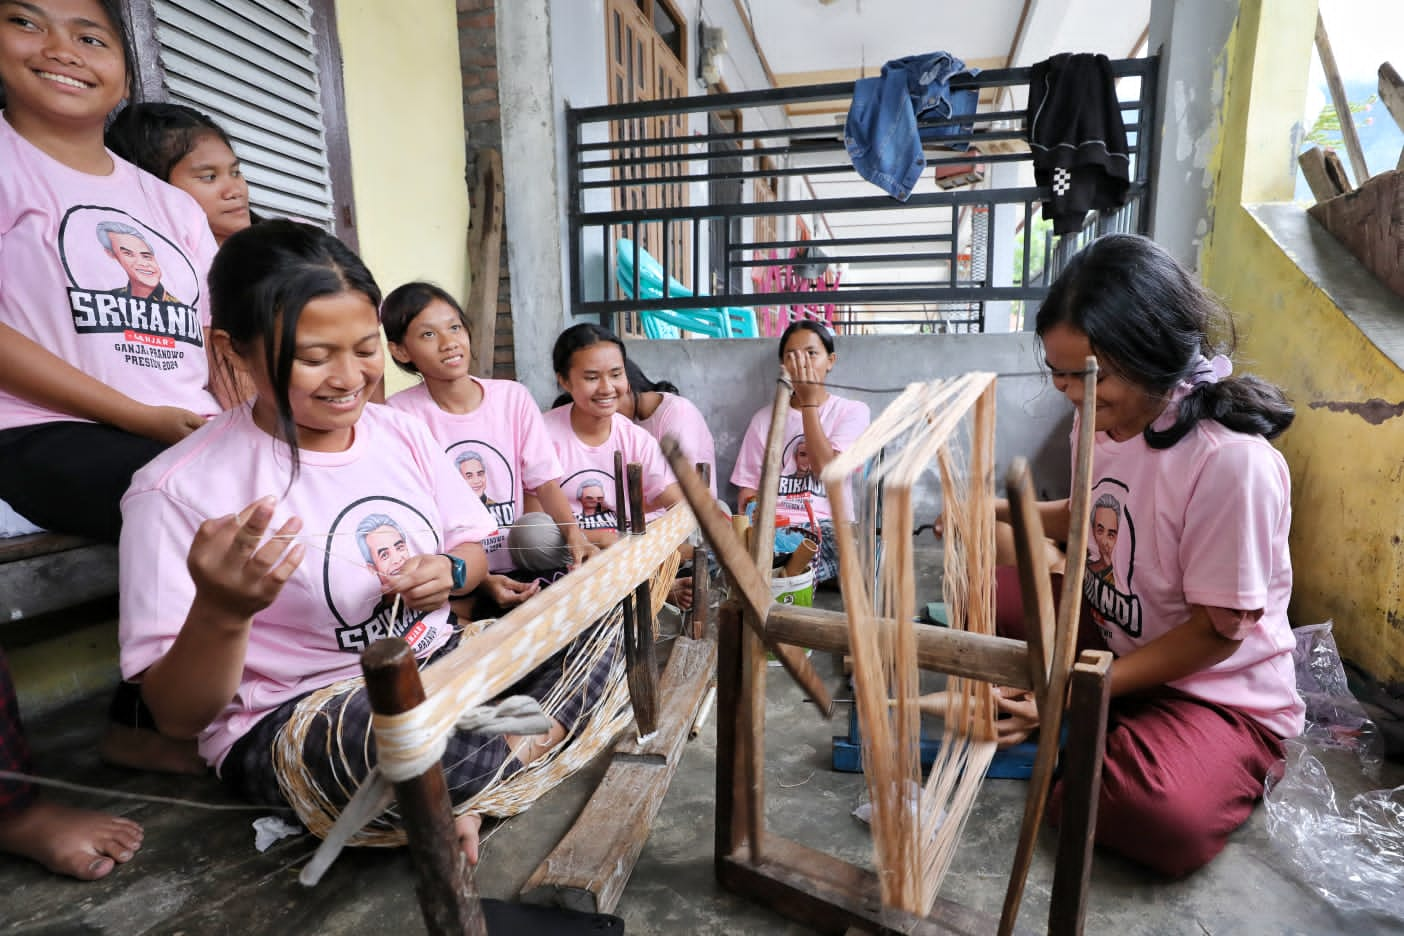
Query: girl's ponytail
[{"left": 1144, "top": 374, "right": 1295, "bottom": 449}]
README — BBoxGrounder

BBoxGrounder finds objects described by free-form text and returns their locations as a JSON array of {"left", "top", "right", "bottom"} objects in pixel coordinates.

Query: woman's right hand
[
  {"left": 187, "top": 496, "right": 304, "bottom": 619},
  {"left": 130, "top": 404, "right": 208, "bottom": 445}
]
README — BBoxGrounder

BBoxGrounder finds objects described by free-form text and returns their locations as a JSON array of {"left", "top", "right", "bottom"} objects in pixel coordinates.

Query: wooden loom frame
[{"left": 662, "top": 362, "right": 1109, "bottom": 935}]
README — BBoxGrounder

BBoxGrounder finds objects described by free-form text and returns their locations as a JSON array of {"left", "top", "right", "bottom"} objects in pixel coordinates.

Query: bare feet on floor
[
  {"left": 98, "top": 724, "right": 206, "bottom": 776},
  {"left": 0, "top": 800, "right": 143, "bottom": 880},
  {"left": 453, "top": 812, "right": 482, "bottom": 865}
]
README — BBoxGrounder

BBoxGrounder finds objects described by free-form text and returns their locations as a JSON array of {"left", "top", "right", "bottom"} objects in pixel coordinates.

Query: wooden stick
[
  {"left": 750, "top": 370, "right": 793, "bottom": 582},
  {"left": 1316, "top": 12, "right": 1369, "bottom": 186},
  {"left": 660, "top": 436, "right": 832, "bottom": 713},
  {"left": 1049, "top": 650, "right": 1112, "bottom": 936},
  {"left": 627, "top": 463, "right": 660, "bottom": 736},
  {"left": 998, "top": 357, "right": 1097, "bottom": 936},
  {"left": 690, "top": 462, "right": 713, "bottom": 640},
  {"left": 1378, "top": 63, "right": 1404, "bottom": 171},
  {"left": 1005, "top": 458, "right": 1055, "bottom": 703},
  {"left": 362, "top": 638, "right": 486, "bottom": 936},
  {"left": 714, "top": 603, "right": 747, "bottom": 864}
]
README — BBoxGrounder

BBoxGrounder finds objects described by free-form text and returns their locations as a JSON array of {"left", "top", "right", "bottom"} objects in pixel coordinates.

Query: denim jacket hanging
[{"left": 844, "top": 51, "right": 980, "bottom": 202}]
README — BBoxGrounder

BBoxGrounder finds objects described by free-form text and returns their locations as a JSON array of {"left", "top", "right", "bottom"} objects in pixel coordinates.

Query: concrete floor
[{"left": 5, "top": 556, "right": 1404, "bottom": 935}]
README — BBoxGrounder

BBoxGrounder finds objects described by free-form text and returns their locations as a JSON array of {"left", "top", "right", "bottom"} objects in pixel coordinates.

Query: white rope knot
[{"left": 377, "top": 695, "right": 552, "bottom": 784}]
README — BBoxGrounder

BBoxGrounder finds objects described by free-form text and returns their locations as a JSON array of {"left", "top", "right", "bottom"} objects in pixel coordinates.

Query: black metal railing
[{"left": 566, "top": 55, "right": 1158, "bottom": 338}]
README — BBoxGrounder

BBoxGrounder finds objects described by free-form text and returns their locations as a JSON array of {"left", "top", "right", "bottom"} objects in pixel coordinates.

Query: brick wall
[{"left": 457, "top": 0, "right": 514, "bottom": 379}]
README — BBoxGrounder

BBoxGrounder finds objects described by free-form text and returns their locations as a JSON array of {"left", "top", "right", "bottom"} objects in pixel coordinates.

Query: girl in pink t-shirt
[
  {"left": 730, "top": 320, "right": 871, "bottom": 584},
  {"left": 0, "top": 1, "right": 231, "bottom": 545},
  {"left": 382, "top": 281, "right": 595, "bottom": 608},
  {"left": 992, "top": 234, "right": 1301, "bottom": 877},
  {"left": 120, "top": 222, "right": 599, "bottom": 866},
  {"left": 541, "top": 324, "right": 682, "bottom": 549}
]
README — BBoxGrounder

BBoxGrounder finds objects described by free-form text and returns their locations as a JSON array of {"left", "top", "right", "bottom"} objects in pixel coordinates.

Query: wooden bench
[{"left": 0, "top": 533, "right": 118, "bottom": 622}]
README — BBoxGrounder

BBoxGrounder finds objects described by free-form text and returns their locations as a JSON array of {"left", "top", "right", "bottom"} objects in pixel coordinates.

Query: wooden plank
[
  {"left": 714, "top": 602, "right": 748, "bottom": 865},
  {"left": 765, "top": 604, "right": 1035, "bottom": 691},
  {"left": 1315, "top": 13, "right": 1369, "bottom": 185},
  {"left": 0, "top": 545, "right": 118, "bottom": 621},
  {"left": 520, "top": 636, "right": 717, "bottom": 913},
  {"left": 718, "top": 836, "right": 1034, "bottom": 936},
  {"left": 0, "top": 532, "right": 94, "bottom": 563},
  {"left": 361, "top": 639, "right": 486, "bottom": 936},
  {"left": 1308, "top": 170, "right": 1404, "bottom": 300},
  {"left": 1298, "top": 146, "right": 1347, "bottom": 203},
  {"left": 1378, "top": 63, "right": 1404, "bottom": 169},
  {"left": 1049, "top": 651, "right": 1113, "bottom": 936},
  {"left": 466, "top": 148, "right": 504, "bottom": 378}
]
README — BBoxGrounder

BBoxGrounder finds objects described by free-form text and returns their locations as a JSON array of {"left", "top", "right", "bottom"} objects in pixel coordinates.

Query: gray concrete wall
[
  {"left": 628, "top": 333, "right": 1073, "bottom": 518},
  {"left": 1147, "top": 0, "right": 1242, "bottom": 272}
]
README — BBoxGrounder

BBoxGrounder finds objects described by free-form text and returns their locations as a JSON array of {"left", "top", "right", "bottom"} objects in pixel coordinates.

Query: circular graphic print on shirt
[
  {"left": 57, "top": 205, "right": 205, "bottom": 351},
  {"left": 322, "top": 496, "right": 443, "bottom": 654},
  {"left": 563, "top": 468, "right": 618, "bottom": 532},
  {"left": 445, "top": 439, "right": 516, "bottom": 528}
]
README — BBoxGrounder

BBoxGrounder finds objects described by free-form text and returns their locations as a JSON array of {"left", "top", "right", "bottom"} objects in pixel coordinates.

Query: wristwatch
[{"left": 441, "top": 553, "right": 468, "bottom": 592}]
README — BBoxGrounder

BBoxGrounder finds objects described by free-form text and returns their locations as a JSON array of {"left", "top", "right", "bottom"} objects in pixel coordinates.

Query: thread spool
[
  {"left": 781, "top": 537, "right": 818, "bottom": 577},
  {"left": 506, "top": 512, "right": 570, "bottom": 571}
]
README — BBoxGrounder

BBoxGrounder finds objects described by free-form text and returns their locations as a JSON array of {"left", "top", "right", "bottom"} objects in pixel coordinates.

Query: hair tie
[{"left": 1190, "top": 353, "right": 1232, "bottom": 387}]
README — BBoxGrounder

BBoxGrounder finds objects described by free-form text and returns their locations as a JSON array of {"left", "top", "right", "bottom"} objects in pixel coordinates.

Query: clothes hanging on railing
[
  {"left": 844, "top": 52, "right": 981, "bottom": 201},
  {"left": 1027, "top": 52, "right": 1131, "bottom": 234}
]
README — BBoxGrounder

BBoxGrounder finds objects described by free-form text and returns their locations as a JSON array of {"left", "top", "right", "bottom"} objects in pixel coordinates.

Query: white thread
[{"left": 0, "top": 769, "right": 292, "bottom": 812}]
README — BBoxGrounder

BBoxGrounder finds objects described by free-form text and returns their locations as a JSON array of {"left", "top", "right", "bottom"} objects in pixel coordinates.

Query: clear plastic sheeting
[
  {"left": 1292, "top": 621, "right": 1383, "bottom": 777},
  {"left": 1263, "top": 740, "right": 1404, "bottom": 921},
  {"left": 1261, "top": 621, "right": 1404, "bottom": 921}
]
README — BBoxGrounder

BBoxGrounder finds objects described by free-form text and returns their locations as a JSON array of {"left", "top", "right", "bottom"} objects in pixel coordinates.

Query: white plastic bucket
[{"left": 769, "top": 567, "right": 816, "bottom": 608}]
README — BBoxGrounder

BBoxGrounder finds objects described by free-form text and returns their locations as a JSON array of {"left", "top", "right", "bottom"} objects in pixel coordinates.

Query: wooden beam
[
  {"left": 626, "top": 462, "right": 660, "bottom": 736},
  {"left": 764, "top": 605, "right": 1035, "bottom": 691},
  {"left": 520, "top": 635, "right": 716, "bottom": 913},
  {"left": 1006, "top": 458, "right": 1055, "bottom": 701},
  {"left": 465, "top": 149, "right": 503, "bottom": 378},
  {"left": 362, "top": 639, "right": 486, "bottom": 936},
  {"left": 1315, "top": 13, "right": 1370, "bottom": 185},
  {"left": 1049, "top": 651, "right": 1112, "bottom": 936}
]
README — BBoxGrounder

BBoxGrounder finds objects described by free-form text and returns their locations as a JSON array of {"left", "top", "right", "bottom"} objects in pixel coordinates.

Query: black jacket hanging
[{"left": 1027, "top": 53, "right": 1131, "bottom": 234}]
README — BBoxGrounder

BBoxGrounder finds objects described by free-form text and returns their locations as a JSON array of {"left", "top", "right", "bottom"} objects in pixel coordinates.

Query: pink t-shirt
[
  {"left": 730, "top": 394, "right": 871, "bottom": 524},
  {"left": 387, "top": 379, "right": 564, "bottom": 572},
  {"left": 541, "top": 405, "right": 672, "bottom": 533},
  {"left": 1074, "top": 406, "right": 1303, "bottom": 738},
  {"left": 0, "top": 113, "right": 219, "bottom": 431},
  {"left": 636, "top": 392, "right": 717, "bottom": 497},
  {"left": 118, "top": 403, "right": 496, "bottom": 768}
]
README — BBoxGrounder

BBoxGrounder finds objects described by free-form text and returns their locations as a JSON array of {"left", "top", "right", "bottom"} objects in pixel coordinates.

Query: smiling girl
[
  {"left": 541, "top": 324, "right": 681, "bottom": 548},
  {"left": 0, "top": 0, "right": 227, "bottom": 542},
  {"left": 118, "top": 221, "right": 602, "bottom": 866},
  {"left": 382, "top": 281, "right": 595, "bottom": 610},
  {"left": 993, "top": 234, "right": 1300, "bottom": 877}
]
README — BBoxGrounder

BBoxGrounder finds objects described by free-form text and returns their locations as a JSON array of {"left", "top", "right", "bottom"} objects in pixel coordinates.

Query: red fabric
[
  {"left": 0, "top": 646, "right": 37, "bottom": 819},
  {"left": 994, "top": 564, "right": 1285, "bottom": 877}
]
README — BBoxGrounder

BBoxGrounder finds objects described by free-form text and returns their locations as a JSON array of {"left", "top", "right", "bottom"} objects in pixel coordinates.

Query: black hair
[
  {"left": 777, "top": 319, "right": 835, "bottom": 361},
  {"left": 209, "top": 220, "right": 381, "bottom": 478},
  {"left": 1035, "top": 233, "right": 1293, "bottom": 447},
  {"left": 0, "top": 0, "right": 139, "bottom": 111},
  {"left": 380, "top": 281, "right": 468, "bottom": 375},
  {"left": 105, "top": 102, "right": 236, "bottom": 182},
  {"left": 551, "top": 322, "right": 627, "bottom": 379},
  {"left": 550, "top": 355, "right": 678, "bottom": 409}
]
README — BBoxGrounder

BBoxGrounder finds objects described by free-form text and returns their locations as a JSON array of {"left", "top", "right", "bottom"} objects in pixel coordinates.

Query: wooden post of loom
[
  {"left": 689, "top": 462, "right": 712, "bottom": 640},
  {"left": 627, "top": 463, "right": 660, "bottom": 735},
  {"left": 362, "top": 638, "right": 486, "bottom": 936}
]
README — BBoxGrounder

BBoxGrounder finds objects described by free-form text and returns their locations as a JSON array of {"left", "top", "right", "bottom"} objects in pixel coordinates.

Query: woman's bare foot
[
  {"left": 99, "top": 723, "right": 206, "bottom": 776},
  {"left": 453, "top": 811, "right": 482, "bottom": 865},
  {"left": 0, "top": 800, "right": 142, "bottom": 880}
]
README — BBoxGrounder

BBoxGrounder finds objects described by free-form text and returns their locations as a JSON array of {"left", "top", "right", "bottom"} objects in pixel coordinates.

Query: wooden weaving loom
[
  {"left": 660, "top": 360, "right": 1111, "bottom": 935},
  {"left": 313, "top": 462, "right": 711, "bottom": 934}
]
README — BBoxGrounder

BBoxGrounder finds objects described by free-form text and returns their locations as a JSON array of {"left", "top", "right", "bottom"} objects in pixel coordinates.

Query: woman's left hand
[
  {"left": 483, "top": 573, "right": 541, "bottom": 608},
  {"left": 994, "top": 687, "right": 1041, "bottom": 748},
  {"left": 381, "top": 554, "right": 454, "bottom": 611}
]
